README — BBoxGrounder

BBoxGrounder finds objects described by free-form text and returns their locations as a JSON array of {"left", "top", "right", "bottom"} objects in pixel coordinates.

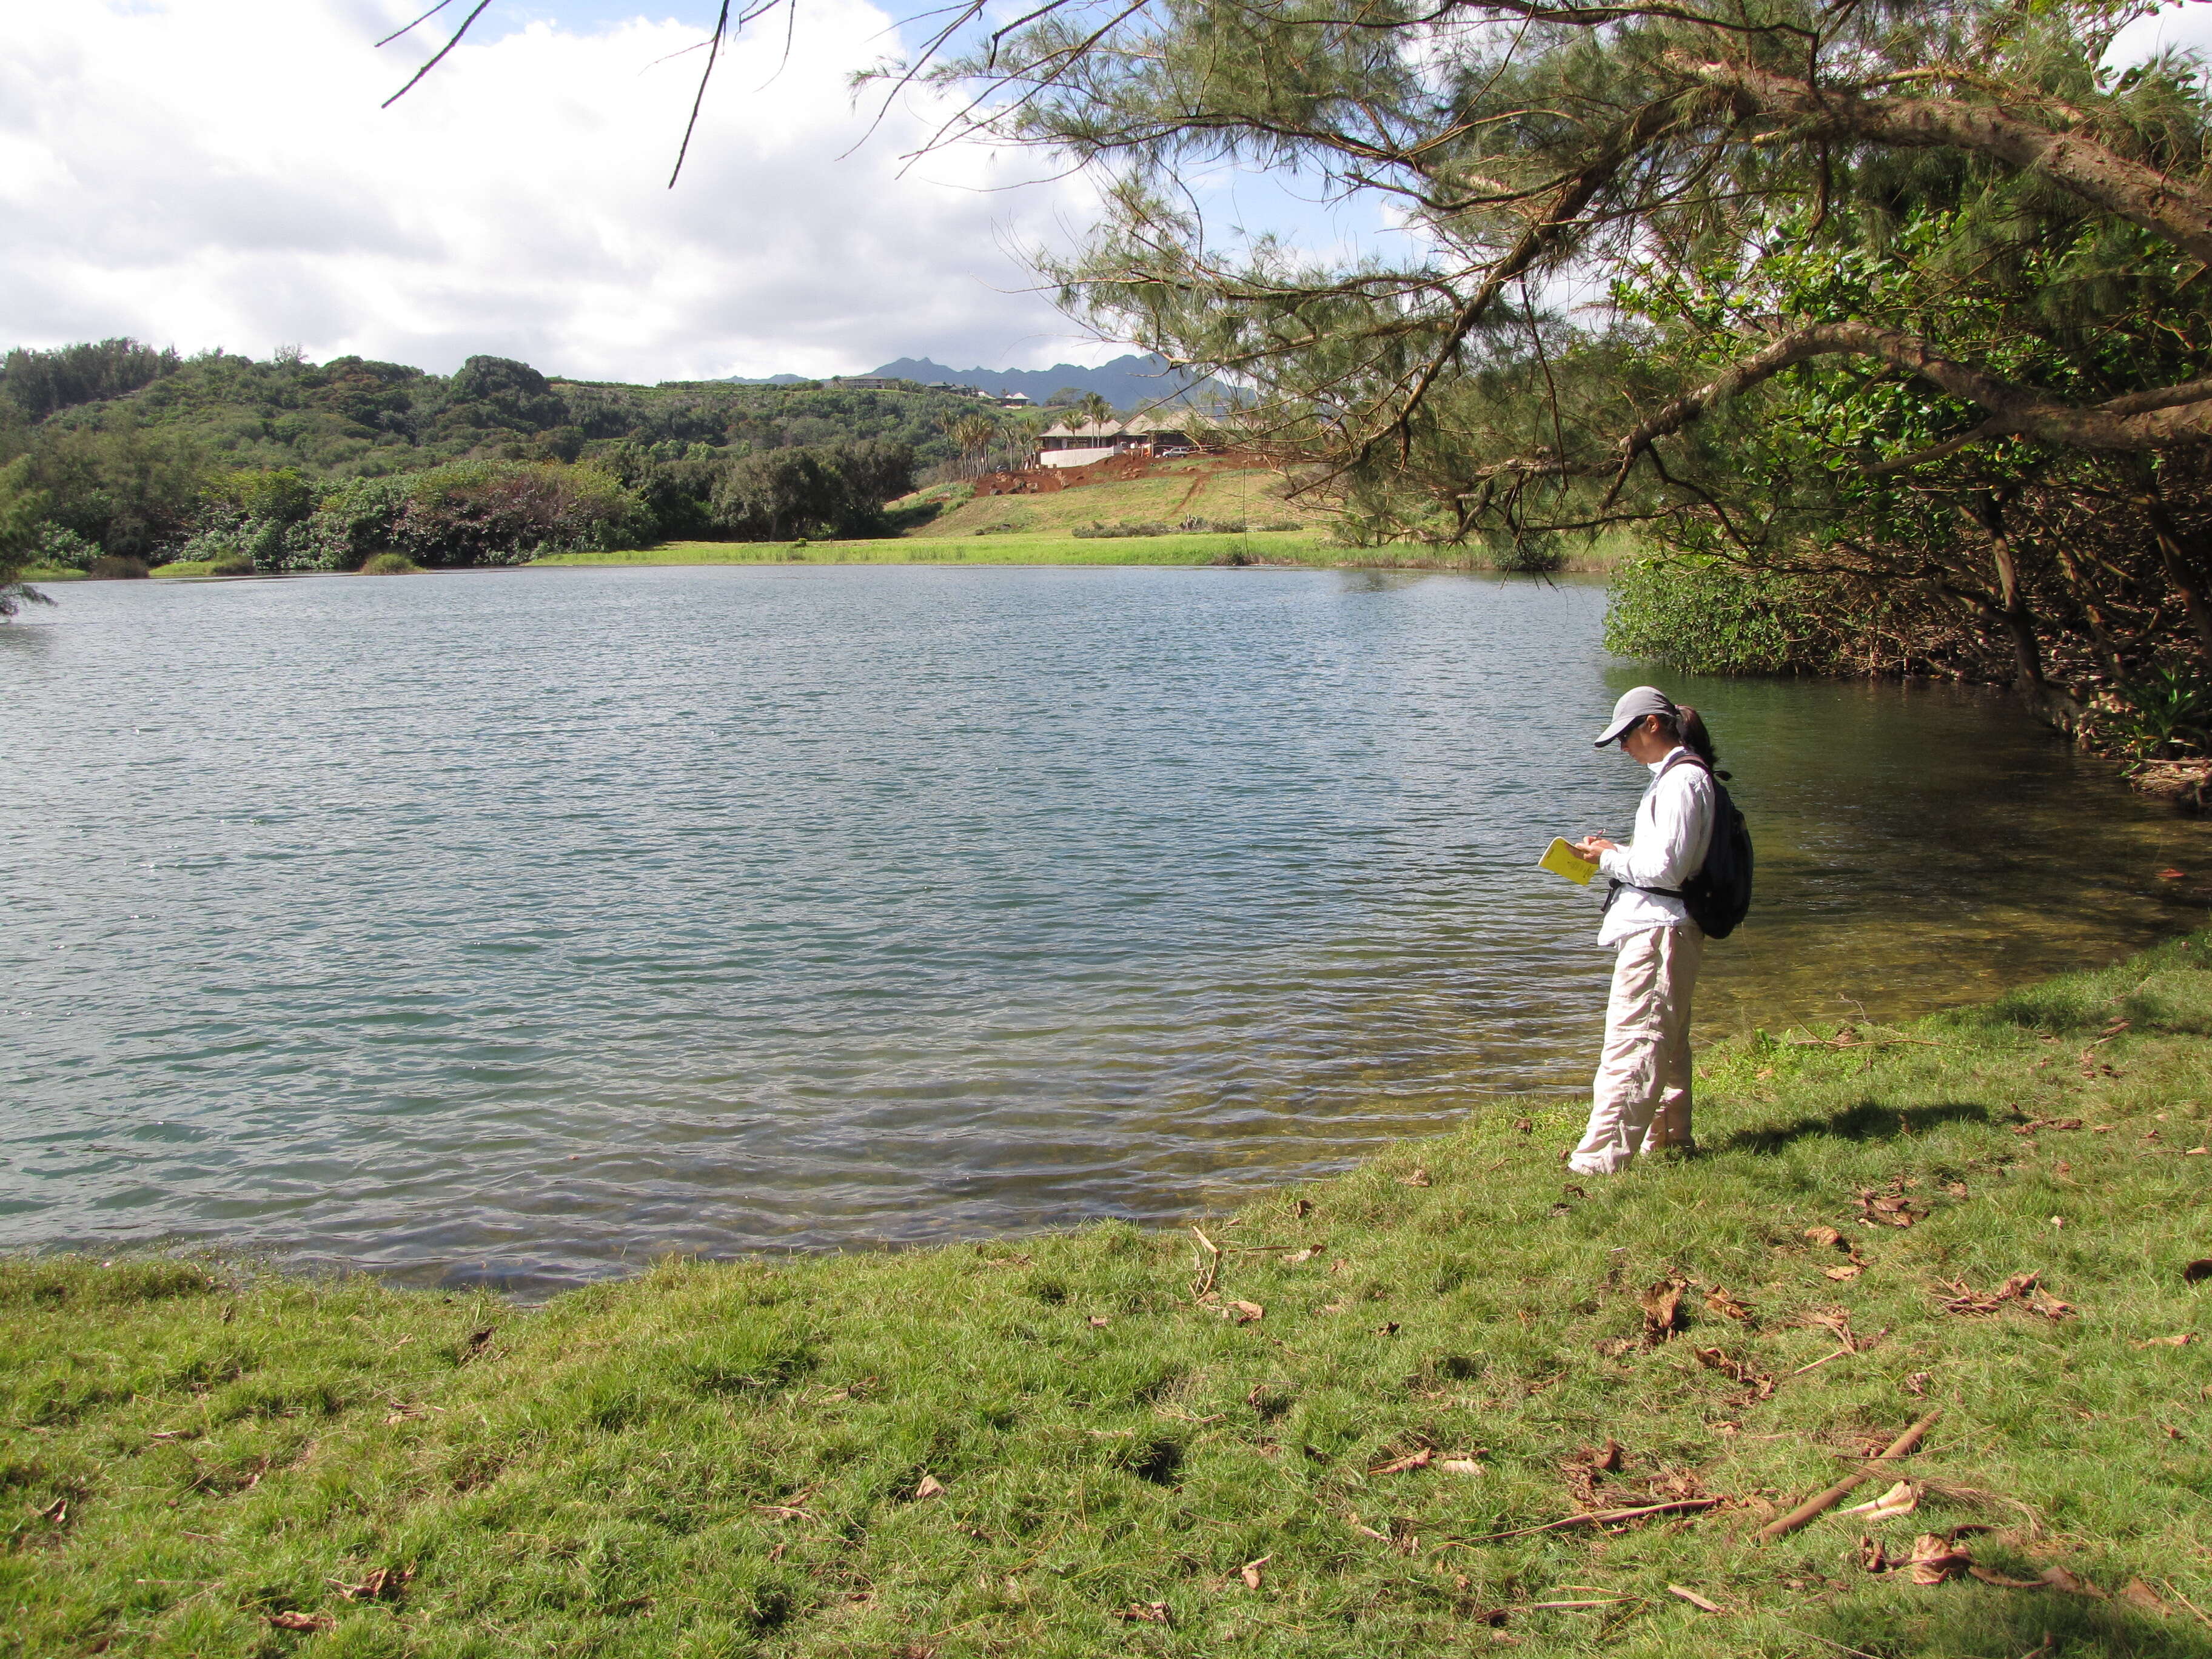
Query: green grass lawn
[
  {"left": 10, "top": 937, "right": 2212, "bottom": 1657},
  {"left": 910, "top": 467, "right": 1322, "bottom": 540}
]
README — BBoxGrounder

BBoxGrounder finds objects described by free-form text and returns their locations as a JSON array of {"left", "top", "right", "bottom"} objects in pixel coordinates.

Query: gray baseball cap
[{"left": 1594, "top": 685, "right": 1677, "bottom": 746}]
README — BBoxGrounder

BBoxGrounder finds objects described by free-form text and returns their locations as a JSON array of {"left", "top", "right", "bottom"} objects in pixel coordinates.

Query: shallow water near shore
[{"left": 4, "top": 565, "right": 2206, "bottom": 1292}]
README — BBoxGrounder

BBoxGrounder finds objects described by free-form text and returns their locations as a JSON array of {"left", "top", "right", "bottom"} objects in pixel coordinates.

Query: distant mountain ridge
[
  {"left": 868, "top": 354, "right": 1213, "bottom": 408},
  {"left": 723, "top": 354, "right": 1213, "bottom": 407}
]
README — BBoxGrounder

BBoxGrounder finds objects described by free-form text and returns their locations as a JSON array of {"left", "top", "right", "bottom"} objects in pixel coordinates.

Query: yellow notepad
[{"left": 1538, "top": 837, "right": 1600, "bottom": 886}]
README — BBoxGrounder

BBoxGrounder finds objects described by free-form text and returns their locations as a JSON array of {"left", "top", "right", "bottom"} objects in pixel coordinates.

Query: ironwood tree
[{"left": 899, "top": 0, "right": 2212, "bottom": 741}]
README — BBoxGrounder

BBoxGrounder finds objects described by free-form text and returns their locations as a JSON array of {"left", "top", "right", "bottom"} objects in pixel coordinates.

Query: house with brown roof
[{"left": 1036, "top": 415, "right": 1195, "bottom": 469}]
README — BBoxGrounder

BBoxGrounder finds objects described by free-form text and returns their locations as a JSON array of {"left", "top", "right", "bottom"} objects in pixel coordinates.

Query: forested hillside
[{"left": 0, "top": 341, "right": 1041, "bottom": 586}]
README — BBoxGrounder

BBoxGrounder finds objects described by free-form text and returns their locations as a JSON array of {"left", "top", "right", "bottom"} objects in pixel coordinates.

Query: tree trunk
[
  {"left": 1972, "top": 496, "right": 2080, "bottom": 729},
  {"left": 2139, "top": 490, "right": 2212, "bottom": 677},
  {"left": 2053, "top": 543, "right": 2126, "bottom": 683}
]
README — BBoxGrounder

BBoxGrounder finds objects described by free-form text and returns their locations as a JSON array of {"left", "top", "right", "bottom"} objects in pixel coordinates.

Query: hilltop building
[{"left": 1037, "top": 415, "right": 1198, "bottom": 468}]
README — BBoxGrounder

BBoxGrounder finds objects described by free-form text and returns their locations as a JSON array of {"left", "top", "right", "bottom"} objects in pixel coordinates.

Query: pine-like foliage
[{"left": 927, "top": 0, "right": 2212, "bottom": 734}]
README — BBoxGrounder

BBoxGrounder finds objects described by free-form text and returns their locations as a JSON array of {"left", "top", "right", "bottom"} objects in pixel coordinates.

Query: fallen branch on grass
[{"left": 1755, "top": 1410, "right": 1942, "bottom": 1543}]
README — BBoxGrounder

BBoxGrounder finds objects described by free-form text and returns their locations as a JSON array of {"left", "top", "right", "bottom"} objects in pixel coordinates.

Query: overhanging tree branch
[{"left": 1672, "top": 55, "right": 2212, "bottom": 268}]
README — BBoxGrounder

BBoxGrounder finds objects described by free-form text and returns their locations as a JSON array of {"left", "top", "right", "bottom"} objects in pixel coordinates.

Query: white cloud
[
  {"left": 0, "top": 0, "right": 1118, "bottom": 379},
  {"left": 2110, "top": 0, "right": 2212, "bottom": 69}
]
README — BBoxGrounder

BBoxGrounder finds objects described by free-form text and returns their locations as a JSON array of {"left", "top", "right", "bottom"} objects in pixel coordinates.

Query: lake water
[{"left": 4, "top": 566, "right": 2205, "bottom": 1292}]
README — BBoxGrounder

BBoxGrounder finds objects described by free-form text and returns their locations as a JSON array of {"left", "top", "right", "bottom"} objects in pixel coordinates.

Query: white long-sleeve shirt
[{"left": 1596, "top": 746, "right": 1715, "bottom": 949}]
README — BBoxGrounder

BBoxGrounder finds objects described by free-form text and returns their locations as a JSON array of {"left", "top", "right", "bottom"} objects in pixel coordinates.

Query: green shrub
[
  {"left": 2084, "top": 666, "right": 2212, "bottom": 758},
  {"left": 85, "top": 555, "right": 149, "bottom": 580},
  {"left": 359, "top": 551, "right": 422, "bottom": 575},
  {"left": 28, "top": 522, "right": 98, "bottom": 571},
  {"left": 171, "top": 512, "right": 308, "bottom": 574},
  {"left": 306, "top": 461, "right": 654, "bottom": 571},
  {"left": 1476, "top": 528, "right": 1566, "bottom": 574},
  {"left": 1604, "top": 554, "right": 1806, "bottom": 674},
  {"left": 1071, "top": 519, "right": 1171, "bottom": 538}
]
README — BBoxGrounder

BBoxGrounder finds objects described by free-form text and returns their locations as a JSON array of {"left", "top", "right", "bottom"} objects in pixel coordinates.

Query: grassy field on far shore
[
  {"left": 530, "top": 531, "right": 1341, "bottom": 570},
  {"left": 528, "top": 531, "right": 1623, "bottom": 574},
  {"left": 7, "top": 937, "right": 2212, "bottom": 1655}
]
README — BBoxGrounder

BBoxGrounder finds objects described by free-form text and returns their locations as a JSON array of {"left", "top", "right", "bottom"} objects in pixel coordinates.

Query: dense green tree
[
  {"left": 710, "top": 440, "right": 917, "bottom": 540},
  {"left": 0, "top": 458, "right": 52, "bottom": 618},
  {"left": 24, "top": 420, "right": 209, "bottom": 558},
  {"left": 1, "top": 339, "right": 179, "bottom": 422}
]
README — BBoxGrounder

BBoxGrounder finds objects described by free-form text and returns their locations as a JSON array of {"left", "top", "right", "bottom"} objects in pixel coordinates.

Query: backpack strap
[{"left": 1600, "top": 749, "right": 1710, "bottom": 911}]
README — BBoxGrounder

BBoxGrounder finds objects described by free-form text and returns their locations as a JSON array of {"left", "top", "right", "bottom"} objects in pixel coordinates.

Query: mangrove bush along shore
[{"left": 8, "top": 936, "right": 2212, "bottom": 1657}]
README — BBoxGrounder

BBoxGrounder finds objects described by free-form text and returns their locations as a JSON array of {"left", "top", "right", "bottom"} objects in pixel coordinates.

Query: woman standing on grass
[{"left": 1566, "top": 686, "right": 1723, "bottom": 1175}]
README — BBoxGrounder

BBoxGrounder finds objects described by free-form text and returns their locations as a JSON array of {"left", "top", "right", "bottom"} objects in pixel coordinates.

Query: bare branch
[{"left": 381, "top": 0, "right": 492, "bottom": 109}]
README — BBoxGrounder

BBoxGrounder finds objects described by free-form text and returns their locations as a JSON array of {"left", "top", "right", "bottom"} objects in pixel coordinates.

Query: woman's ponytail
[{"left": 1673, "top": 705, "right": 1729, "bottom": 780}]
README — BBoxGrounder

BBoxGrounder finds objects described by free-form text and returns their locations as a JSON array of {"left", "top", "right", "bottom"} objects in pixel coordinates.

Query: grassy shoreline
[
  {"left": 529, "top": 533, "right": 1617, "bottom": 574},
  {"left": 8, "top": 937, "right": 2212, "bottom": 1656}
]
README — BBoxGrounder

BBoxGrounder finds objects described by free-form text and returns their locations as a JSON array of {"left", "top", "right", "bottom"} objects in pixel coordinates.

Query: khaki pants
[{"left": 1568, "top": 925, "right": 1704, "bottom": 1176}]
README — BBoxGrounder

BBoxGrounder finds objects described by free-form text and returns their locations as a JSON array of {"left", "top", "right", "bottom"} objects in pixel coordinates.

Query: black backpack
[{"left": 1604, "top": 755, "right": 1754, "bottom": 940}]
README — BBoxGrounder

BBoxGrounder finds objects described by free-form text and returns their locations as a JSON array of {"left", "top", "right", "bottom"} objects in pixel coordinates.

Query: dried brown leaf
[
  {"left": 1906, "top": 1534, "right": 1976, "bottom": 1585},
  {"left": 268, "top": 1611, "right": 336, "bottom": 1632},
  {"left": 1640, "top": 1277, "right": 1687, "bottom": 1345},
  {"left": 1439, "top": 1455, "right": 1485, "bottom": 1475},
  {"left": 1222, "top": 1300, "right": 1264, "bottom": 1324},
  {"left": 2036, "top": 1564, "right": 2107, "bottom": 1599},
  {"left": 1805, "top": 1225, "right": 1846, "bottom": 1249},
  {"left": 1115, "top": 1601, "right": 1173, "bottom": 1624},
  {"left": 1087, "top": 1315, "right": 1111, "bottom": 1327},
  {"left": 1823, "top": 1263, "right": 1865, "bottom": 1281},
  {"left": 1967, "top": 1565, "right": 2046, "bottom": 1590},
  {"left": 335, "top": 1566, "right": 413, "bottom": 1603},
  {"left": 1289, "top": 1197, "right": 1312, "bottom": 1219},
  {"left": 1582, "top": 1439, "right": 1626, "bottom": 1473},
  {"left": 914, "top": 1474, "right": 947, "bottom": 1500},
  {"left": 1514, "top": 1118, "right": 1533, "bottom": 1134},
  {"left": 1839, "top": 1480, "right": 1917, "bottom": 1522},
  {"left": 2122, "top": 1578, "right": 2173, "bottom": 1616},
  {"left": 1667, "top": 1584, "right": 1726, "bottom": 1613},
  {"left": 1693, "top": 1346, "right": 1775, "bottom": 1399},
  {"left": 1857, "top": 1535, "right": 1889, "bottom": 1574},
  {"left": 1239, "top": 1555, "right": 1270, "bottom": 1590},
  {"left": 1704, "top": 1286, "right": 1753, "bottom": 1322},
  {"left": 1370, "top": 1447, "right": 1433, "bottom": 1475},
  {"left": 2136, "top": 1333, "right": 2196, "bottom": 1347},
  {"left": 1398, "top": 1168, "right": 1432, "bottom": 1188},
  {"left": 1937, "top": 1270, "right": 2073, "bottom": 1319}
]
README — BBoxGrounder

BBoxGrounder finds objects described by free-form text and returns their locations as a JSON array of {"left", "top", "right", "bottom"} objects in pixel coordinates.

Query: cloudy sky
[
  {"left": 0, "top": 0, "right": 1137, "bottom": 381},
  {"left": 5, "top": 2, "right": 2207, "bottom": 385}
]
